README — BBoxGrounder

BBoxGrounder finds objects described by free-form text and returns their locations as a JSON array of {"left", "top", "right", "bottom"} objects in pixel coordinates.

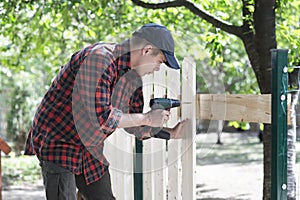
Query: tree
[
  {"left": 6, "top": 82, "right": 31, "bottom": 155},
  {"left": 131, "top": 0, "right": 299, "bottom": 199},
  {"left": 0, "top": 0, "right": 299, "bottom": 198}
]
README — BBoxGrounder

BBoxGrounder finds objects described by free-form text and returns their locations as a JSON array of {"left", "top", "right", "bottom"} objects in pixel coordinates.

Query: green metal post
[
  {"left": 134, "top": 138, "right": 143, "bottom": 200},
  {"left": 271, "top": 49, "right": 288, "bottom": 199}
]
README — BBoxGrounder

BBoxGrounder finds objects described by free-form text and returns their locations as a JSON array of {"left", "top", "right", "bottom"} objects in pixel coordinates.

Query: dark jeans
[{"left": 39, "top": 159, "right": 115, "bottom": 200}]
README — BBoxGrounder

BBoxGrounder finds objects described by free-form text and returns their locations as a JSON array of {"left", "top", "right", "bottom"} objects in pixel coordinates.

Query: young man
[{"left": 25, "top": 23, "right": 188, "bottom": 200}]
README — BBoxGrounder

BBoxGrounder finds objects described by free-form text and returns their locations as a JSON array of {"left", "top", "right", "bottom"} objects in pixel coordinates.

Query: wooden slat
[
  {"left": 152, "top": 65, "right": 167, "bottom": 200},
  {"left": 196, "top": 94, "right": 272, "bottom": 124},
  {"left": 142, "top": 74, "right": 154, "bottom": 200},
  {"left": 166, "top": 66, "right": 182, "bottom": 200},
  {"left": 0, "top": 138, "right": 11, "bottom": 155},
  {"left": 181, "top": 57, "right": 196, "bottom": 200},
  {"left": 104, "top": 129, "right": 134, "bottom": 200}
]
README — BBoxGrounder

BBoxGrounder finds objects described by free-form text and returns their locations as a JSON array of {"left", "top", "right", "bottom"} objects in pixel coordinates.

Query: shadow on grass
[
  {"left": 196, "top": 183, "right": 251, "bottom": 200},
  {"left": 196, "top": 132, "right": 264, "bottom": 165}
]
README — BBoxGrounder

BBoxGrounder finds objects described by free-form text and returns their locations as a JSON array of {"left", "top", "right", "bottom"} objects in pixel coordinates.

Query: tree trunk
[
  {"left": 132, "top": 0, "right": 278, "bottom": 198},
  {"left": 287, "top": 92, "right": 297, "bottom": 200},
  {"left": 240, "top": 3, "right": 276, "bottom": 196},
  {"left": 252, "top": 1, "right": 276, "bottom": 199},
  {"left": 287, "top": 68, "right": 299, "bottom": 199}
]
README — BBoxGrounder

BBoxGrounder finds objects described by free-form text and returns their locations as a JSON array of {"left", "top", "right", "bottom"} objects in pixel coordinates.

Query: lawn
[
  {"left": 2, "top": 154, "right": 41, "bottom": 187},
  {"left": 2, "top": 130, "right": 300, "bottom": 192}
]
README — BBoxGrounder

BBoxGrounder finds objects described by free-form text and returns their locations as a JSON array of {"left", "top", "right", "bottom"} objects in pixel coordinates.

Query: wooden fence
[{"left": 104, "top": 57, "right": 272, "bottom": 200}]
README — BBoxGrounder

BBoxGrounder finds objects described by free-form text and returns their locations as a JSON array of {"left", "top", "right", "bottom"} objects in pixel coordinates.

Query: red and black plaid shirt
[{"left": 25, "top": 40, "right": 154, "bottom": 185}]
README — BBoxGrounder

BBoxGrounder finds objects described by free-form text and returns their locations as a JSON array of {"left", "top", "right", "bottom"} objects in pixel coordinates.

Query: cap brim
[{"left": 163, "top": 51, "right": 180, "bottom": 70}]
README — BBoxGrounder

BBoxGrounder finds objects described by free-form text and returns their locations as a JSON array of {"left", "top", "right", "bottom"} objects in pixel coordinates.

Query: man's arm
[{"left": 118, "top": 109, "right": 170, "bottom": 128}]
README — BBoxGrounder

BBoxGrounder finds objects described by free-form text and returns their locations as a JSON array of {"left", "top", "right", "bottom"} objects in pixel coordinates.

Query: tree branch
[{"left": 131, "top": 0, "right": 243, "bottom": 37}]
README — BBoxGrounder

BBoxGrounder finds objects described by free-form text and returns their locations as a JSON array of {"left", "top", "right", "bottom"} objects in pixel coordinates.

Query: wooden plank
[
  {"left": 197, "top": 94, "right": 271, "bottom": 124},
  {"left": 181, "top": 57, "right": 196, "bottom": 200},
  {"left": 152, "top": 65, "right": 167, "bottom": 200},
  {"left": 142, "top": 74, "right": 154, "bottom": 200},
  {"left": 104, "top": 129, "right": 134, "bottom": 200},
  {"left": 104, "top": 133, "right": 118, "bottom": 198},
  {"left": 118, "top": 131, "right": 134, "bottom": 200},
  {"left": 0, "top": 138, "right": 11, "bottom": 155},
  {"left": 166, "top": 66, "right": 182, "bottom": 200}
]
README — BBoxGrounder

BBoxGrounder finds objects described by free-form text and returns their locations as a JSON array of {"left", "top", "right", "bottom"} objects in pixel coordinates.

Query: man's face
[{"left": 134, "top": 48, "right": 167, "bottom": 77}]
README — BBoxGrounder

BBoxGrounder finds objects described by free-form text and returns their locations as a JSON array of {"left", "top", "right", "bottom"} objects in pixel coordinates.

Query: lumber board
[
  {"left": 167, "top": 66, "right": 182, "bottom": 200},
  {"left": 0, "top": 137, "right": 11, "bottom": 155},
  {"left": 196, "top": 94, "right": 271, "bottom": 124},
  {"left": 181, "top": 57, "right": 196, "bottom": 200},
  {"left": 152, "top": 65, "right": 167, "bottom": 200}
]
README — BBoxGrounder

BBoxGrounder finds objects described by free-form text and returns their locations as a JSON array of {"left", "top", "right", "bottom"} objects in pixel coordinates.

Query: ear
[{"left": 141, "top": 44, "right": 153, "bottom": 56}]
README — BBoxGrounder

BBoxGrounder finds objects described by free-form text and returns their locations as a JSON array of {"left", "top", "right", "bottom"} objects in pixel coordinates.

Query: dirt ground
[
  {"left": 3, "top": 131, "right": 300, "bottom": 200},
  {"left": 196, "top": 131, "right": 300, "bottom": 200},
  {"left": 196, "top": 162, "right": 263, "bottom": 199}
]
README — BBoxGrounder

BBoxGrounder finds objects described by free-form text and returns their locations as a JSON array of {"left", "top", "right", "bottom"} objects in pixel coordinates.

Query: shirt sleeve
[
  {"left": 95, "top": 61, "right": 123, "bottom": 133},
  {"left": 72, "top": 51, "right": 122, "bottom": 146},
  {"left": 124, "top": 86, "right": 157, "bottom": 140}
]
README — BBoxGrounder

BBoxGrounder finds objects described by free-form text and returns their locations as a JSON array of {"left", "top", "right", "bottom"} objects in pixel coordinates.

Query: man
[{"left": 25, "top": 23, "right": 188, "bottom": 200}]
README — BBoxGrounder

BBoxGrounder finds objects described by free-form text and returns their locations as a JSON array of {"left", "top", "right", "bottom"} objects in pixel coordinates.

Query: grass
[
  {"left": 2, "top": 131, "right": 300, "bottom": 187},
  {"left": 196, "top": 131, "right": 300, "bottom": 166},
  {"left": 1, "top": 153, "right": 41, "bottom": 186}
]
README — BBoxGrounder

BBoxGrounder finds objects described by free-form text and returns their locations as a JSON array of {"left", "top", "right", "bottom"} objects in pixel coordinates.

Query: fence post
[
  {"left": 181, "top": 57, "right": 196, "bottom": 199},
  {"left": 134, "top": 138, "right": 143, "bottom": 200},
  {"left": 270, "top": 49, "right": 288, "bottom": 199}
]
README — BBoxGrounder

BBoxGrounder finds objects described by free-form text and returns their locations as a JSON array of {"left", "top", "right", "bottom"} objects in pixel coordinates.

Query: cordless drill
[
  {"left": 149, "top": 98, "right": 181, "bottom": 110},
  {"left": 149, "top": 98, "right": 181, "bottom": 140}
]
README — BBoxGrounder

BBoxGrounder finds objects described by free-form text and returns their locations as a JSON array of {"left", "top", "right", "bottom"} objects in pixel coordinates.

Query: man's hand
[
  {"left": 118, "top": 109, "right": 170, "bottom": 128},
  {"left": 166, "top": 119, "right": 189, "bottom": 139},
  {"left": 145, "top": 109, "right": 170, "bottom": 127}
]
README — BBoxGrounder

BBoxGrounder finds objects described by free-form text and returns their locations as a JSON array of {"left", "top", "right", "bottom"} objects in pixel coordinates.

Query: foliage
[
  {"left": 5, "top": 78, "right": 32, "bottom": 155},
  {"left": 2, "top": 154, "right": 41, "bottom": 186},
  {"left": 276, "top": 0, "right": 300, "bottom": 66},
  {"left": 0, "top": 0, "right": 299, "bottom": 163},
  {"left": 0, "top": 0, "right": 259, "bottom": 150},
  {"left": 0, "top": 0, "right": 260, "bottom": 95}
]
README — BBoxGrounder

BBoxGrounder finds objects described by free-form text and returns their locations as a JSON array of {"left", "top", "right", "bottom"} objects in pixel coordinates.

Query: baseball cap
[{"left": 132, "top": 23, "right": 180, "bottom": 70}]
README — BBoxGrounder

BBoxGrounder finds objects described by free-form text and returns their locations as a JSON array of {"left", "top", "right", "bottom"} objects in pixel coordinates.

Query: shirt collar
[
  {"left": 114, "top": 39, "right": 142, "bottom": 81},
  {"left": 114, "top": 39, "right": 131, "bottom": 71}
]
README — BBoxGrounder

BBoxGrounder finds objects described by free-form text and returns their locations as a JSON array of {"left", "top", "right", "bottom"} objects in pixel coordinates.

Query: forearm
[{"left": 118, "top": 113, "right": 150, "bottom": 128}]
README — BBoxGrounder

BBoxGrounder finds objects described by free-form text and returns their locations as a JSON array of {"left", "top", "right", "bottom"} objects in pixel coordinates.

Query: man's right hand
[{"left": 145, "top": 109, "right": 170, "bottom": 127}]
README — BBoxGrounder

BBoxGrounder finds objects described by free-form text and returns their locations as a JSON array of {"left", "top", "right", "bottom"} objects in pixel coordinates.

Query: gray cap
[{"left": 132, "top": 23, "right": 180, "bottom": 70}]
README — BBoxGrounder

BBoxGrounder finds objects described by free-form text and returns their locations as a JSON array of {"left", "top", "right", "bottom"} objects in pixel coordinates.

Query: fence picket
[
  {"left": 167, "top": 67, "right": 182, "bottom": 200},
  {"left": 181, "top": 57, "right": 196, "bottom": 200},
  {"left": 107, "top": 58, "right": 197, "bottom": 200},
  {"left": 142, "top": 74, "right": 154, "bottom": 200},
  {"left": 152, "top": 65, "right": 167, "bottom": 200}
]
